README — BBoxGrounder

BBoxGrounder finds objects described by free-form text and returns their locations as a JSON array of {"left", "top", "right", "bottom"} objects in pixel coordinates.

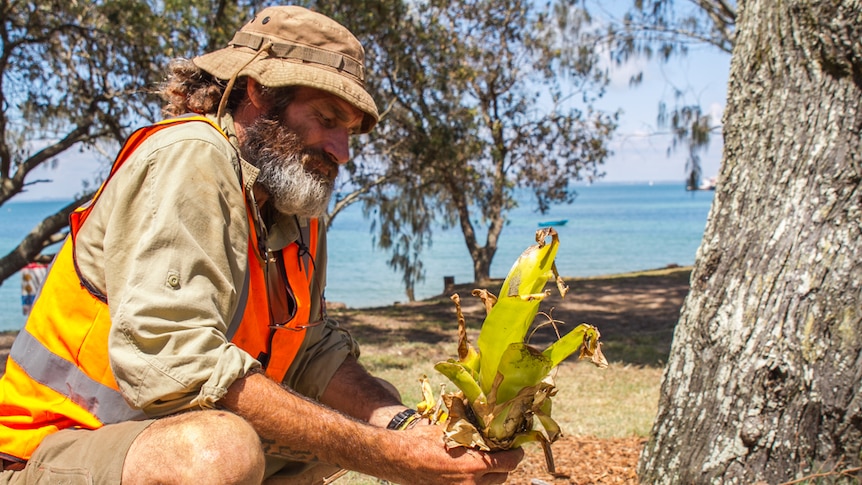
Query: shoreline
[
  {"left": 0, "top": 264, "right": 692, "bottom": 329},
  {"left": 0, "top": 265, "right": 692, "bottom": 372}
]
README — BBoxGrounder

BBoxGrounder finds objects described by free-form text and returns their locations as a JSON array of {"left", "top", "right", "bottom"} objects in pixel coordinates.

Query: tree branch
[
  {"left": 0, "top": 119, "right": 94, "bottom": 204},
  {"left": 327, "top": 174, "right": 391, "bottom": 228},
  {"left": 0, "top": 192, "right": 93, "bottom": 283}
]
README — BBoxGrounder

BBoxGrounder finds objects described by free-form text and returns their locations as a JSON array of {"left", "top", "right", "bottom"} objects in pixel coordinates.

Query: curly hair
[{"left": 160, "top": 58, "right": 296, "bottom": 118}]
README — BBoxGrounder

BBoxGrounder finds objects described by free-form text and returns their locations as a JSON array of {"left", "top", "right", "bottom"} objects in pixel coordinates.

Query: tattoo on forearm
[{"left": 260, "top": 437, "right": 320, "bottom": 463}]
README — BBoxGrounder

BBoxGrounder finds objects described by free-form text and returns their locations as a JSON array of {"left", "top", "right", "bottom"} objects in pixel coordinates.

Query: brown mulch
[{"left": 510, "top": 435, "right": 645, "bottom": 484}]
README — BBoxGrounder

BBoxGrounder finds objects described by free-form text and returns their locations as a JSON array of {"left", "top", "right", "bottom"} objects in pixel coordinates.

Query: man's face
[{"left": 240, "top": 87, "right": 365, "bottom": 217}]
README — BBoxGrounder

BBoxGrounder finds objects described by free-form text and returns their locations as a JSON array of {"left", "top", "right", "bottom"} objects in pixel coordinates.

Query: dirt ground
[
  {"left": 0, "top": 267, "right": 691, "bottom": 484},
  {"left": 333, "top": 266, "right": 692, "bottom": 368},
  {"left": 329, "top": 266, "right": 692, "bottom": 484}
]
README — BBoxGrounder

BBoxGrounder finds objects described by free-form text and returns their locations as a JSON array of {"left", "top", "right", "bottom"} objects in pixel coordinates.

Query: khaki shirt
[{"left": 74, "top": 113, "right": 357, "bottom": 417}]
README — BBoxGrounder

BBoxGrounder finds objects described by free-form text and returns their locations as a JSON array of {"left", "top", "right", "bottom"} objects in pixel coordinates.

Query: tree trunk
[
  {"left": 471, "top": 246, "right": 493, "bottom": 285},
  {"left": 638, "top": 1, "right": 862, "bottom": 483}
]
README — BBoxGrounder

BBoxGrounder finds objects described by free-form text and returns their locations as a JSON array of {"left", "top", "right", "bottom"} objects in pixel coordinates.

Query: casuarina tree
[
  {"left": 317, "top": 0, "right": 617, "bottom": 298},
  {"left": 0, "top": 0, "right": 259, "bottom": 283}
]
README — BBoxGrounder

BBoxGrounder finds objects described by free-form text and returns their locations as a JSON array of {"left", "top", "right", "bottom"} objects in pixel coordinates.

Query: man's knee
[{"left": 124, "top": 410, "right": 264, "bottom": 485}]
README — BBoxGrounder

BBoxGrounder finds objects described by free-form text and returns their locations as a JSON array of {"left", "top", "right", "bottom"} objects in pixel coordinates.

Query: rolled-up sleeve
[{"left": 76, "top": 122, "right": 260, "bottom": 417}]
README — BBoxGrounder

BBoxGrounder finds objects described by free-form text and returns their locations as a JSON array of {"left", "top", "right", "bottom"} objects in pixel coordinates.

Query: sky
[
  {"left": 597, "top": 46, "right": 730, "bottom": 184},
  {"left": 13, "top": 14, "right": 732, "bottom": 202}
]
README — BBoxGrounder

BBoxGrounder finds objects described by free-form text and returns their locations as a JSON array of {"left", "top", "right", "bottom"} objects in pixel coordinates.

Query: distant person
[
  {"left": 0, "top": 6, "right": 522, "bottom": 484},
  {"left": 19, "top": 263, "right": 47, "bottom": 316}
]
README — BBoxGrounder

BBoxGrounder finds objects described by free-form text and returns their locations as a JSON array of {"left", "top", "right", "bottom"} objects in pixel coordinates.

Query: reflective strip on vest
[{"left": 9, "top": 329, "right": 145, "bottom": 424}]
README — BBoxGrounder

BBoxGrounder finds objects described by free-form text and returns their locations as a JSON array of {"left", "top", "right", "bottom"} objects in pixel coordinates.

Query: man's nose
[{"left": 324, "top": 129, "right": 351, "bottom": 165}]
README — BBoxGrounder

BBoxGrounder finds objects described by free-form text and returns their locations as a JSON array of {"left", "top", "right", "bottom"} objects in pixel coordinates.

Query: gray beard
[{"left": 240, "top": 116, "right": 335, "bottom": 218}]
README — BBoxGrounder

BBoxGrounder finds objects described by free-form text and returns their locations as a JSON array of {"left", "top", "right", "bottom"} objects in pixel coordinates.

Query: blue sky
[
  {"left": 15, "top": 16, "right": 731, "bottom": 202},
  {"left": 597, "top": 45, "right": 730, "bottom": 184}
]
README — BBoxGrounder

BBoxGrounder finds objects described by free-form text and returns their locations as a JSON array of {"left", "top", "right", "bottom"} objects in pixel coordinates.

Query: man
[{"left": 0, "top": 6, "right": 522, "bottom": 484}]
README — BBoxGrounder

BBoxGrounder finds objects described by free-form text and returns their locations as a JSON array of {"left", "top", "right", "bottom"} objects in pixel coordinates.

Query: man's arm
[
  {"left": 220, "top": 371, "right": 523, "bottom": 485},
  {"left": 91, "top": 127, "right": 261, "bottom": 414}
]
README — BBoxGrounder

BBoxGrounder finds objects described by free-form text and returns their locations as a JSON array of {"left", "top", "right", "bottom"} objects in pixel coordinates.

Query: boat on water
[
  {"left": 686, "top": 176, "right": 717, "bottom": 191},
  {"left": 537, "top": 219, "right": 568, "bottom": 227}
]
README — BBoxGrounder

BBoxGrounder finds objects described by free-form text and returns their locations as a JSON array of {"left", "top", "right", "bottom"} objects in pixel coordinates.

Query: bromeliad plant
[{"left": 419, "top": 228, "right": 607, "bottom": 472}]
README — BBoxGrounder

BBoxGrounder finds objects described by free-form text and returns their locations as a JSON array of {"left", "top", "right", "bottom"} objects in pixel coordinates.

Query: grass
[
  {"left": 361, "top": 344, "right": 662, "bottom": 439},
  {"left": 550, "top": 362, "right": 662, "bottom": 438},
  {"left": 337, "top": 338, "right": 663, "bottom": 484}
]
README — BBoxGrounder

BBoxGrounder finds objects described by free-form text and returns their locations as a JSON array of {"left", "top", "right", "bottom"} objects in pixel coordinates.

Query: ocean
[{"left": 0, "top": 182, "right": 714, "bottom": 331}]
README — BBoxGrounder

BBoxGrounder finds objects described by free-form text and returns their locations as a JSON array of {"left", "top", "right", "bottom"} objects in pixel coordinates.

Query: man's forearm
[
  {"left": 220, "top": 369, "right": 525, "bottom": 484},
  {"left": 221, "top": 371, "right": 401, "bottom": 472}
]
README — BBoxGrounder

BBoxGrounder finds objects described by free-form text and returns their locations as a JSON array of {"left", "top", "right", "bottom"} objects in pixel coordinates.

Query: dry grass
[
  {"left": 327, "top": 267, "right": 688, "bottom": 484},
  {"left": 337, "top": 353, "right": 662, "bottom": 484}
]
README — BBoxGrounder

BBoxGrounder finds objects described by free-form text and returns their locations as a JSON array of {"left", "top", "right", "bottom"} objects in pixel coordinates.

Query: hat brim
[{"left": 194, "top": 48, "right": 378, "bottom": 133}]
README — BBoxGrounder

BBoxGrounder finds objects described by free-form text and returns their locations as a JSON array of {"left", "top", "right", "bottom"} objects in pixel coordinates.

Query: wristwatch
[{"left": 386, "top": 409, "right": 419, "bottom": 430}]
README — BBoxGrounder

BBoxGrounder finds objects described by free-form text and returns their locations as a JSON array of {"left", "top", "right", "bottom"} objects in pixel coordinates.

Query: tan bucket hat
[{"left": 194, "top": 6, "right": 378, "bottom": 133}]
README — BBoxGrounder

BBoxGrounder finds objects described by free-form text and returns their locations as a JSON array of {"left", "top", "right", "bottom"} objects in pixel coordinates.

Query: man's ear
[{"left": 246, "top": 78, "right": 268, "bottom": 111}]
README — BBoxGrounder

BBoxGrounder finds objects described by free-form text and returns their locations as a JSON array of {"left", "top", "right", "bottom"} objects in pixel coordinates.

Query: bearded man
[{"left": 0, "top": 6, "right": 522, "bottom": 484}]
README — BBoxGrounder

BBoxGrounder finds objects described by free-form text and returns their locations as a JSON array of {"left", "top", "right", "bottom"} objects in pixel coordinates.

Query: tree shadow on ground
[
  {"left": 329, "top": 267, "right": 691, "bottom": 367},
  {"left": 0, "top": 268, "right": 690, "bottom": 373}
]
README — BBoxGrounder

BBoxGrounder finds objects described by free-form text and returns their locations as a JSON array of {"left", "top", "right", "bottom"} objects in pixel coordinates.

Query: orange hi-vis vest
[{"left": 0, "top": 116, "right": 319, "bottom": 461}]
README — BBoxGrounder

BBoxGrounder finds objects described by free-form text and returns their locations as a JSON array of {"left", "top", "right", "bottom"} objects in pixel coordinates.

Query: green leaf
[
  {"left": 477, "top": 229, "right": 561, "bottom": 394},
  {"left": 494, "top": 343, "right": 552, "bottom": 404},
  {"left": 541, "top": 323, "right": 590, "bottom": 367},
  {"left": 434, "top": 360, "right": 486, "bottom": 405},
  {"left": 542, "top": 323, "right": 607, "bottom": 368}
]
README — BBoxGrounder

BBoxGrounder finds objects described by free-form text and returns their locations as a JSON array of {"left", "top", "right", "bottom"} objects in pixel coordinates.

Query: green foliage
[
  {"left": 583, "top": 0, "right": 737, "bottom": 188},
  {"left": 0, "top": 0, "right": 266, "bottom": 282},
  {"left": 315, "top": 0, "right": 618, "bottom": 295}
]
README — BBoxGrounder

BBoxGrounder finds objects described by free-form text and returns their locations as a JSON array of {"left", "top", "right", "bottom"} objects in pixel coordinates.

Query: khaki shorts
[
  {"left": 0, "top": 419, "right": 153, "bottom": 484},
  {"left": 0, "top": 419, "right": 341, "bottom": 484}
]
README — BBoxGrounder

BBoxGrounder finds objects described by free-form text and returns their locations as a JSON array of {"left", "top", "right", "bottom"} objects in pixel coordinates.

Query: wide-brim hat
[{"left": 194, "top": 6, "right": 379, "bottom": 133}]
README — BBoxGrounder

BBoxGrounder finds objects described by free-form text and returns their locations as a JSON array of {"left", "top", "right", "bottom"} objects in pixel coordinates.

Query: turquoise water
[
  {"left": 328, "top": 181, "right": 714, "bottom": 307},
  {"left": 0, "top": 182, "right": 714, "bottom": 331}
]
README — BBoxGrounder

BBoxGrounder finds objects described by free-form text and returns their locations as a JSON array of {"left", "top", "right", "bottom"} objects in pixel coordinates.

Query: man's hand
[
  {"left": 388, "top": 422, "right": 525, "bottom": 485},
  {"left": 223, "top": 366, "right": 524, "bottom": 484},
  {"left": 318, "top": 355, "right": 524, "bottom": 483}
]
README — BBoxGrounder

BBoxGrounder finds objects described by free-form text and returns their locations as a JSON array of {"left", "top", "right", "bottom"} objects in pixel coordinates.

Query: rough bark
[{"left": 638, "top": 0, "right": 862, "bottom": 483}]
